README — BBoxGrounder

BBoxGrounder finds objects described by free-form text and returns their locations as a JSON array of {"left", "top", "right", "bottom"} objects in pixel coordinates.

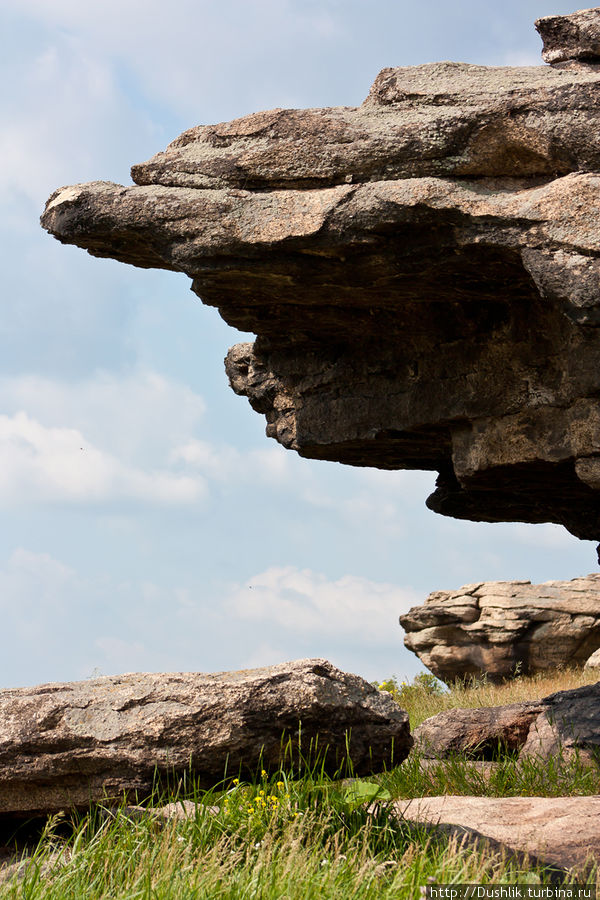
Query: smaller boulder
[
  {"left": 413, "top": 701, "right": 544, "bottom": 759},
  {"left": 412, "top": 679, "right": 600, "bottom": 764}
]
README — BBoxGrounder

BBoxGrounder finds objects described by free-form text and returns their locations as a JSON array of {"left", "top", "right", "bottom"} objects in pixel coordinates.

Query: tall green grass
[
  {"left": 0, "top": 774, "right": 574, "bottom": 899},
  {"left": 377, "top": 666, "right": 600, "bottom": 729},
  {"left": 1, "top": 666, "right": 598, "bottom": 898}
]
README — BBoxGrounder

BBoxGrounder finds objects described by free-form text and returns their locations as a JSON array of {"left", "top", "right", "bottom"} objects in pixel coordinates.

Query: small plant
[{"left": 377, "top": 672, "right": 445, "bottom": 699}]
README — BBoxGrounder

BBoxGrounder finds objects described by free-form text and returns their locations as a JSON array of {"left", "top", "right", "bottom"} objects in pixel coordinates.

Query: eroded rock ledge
[{"left": 41, "top": 8, "right": 600, "bottom": 549}]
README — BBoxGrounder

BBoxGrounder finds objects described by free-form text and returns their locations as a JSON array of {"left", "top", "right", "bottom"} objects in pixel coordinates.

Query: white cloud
[
  {"left": 0, "top": 409, "right": 204, "bottom": 506},
  {"left": 227, "top": 566, "right": 419, "bottom": 644},
  {"left": 0, "top": 370, "right": 206, "bottom": 464},
  {"left": 0, "top": 548, "right": 426, "bottom": 688},
  {"left": 0, "top": 548, "right": 75, "bottom": 614},
  {"left": 93, "top": 637, "right": 149, "bottom": 674},
  {"left": 6, "top": 0, "right": 346, "bottom": 120},
  {"left": 0, "top": 548, "right": 174, "bottom": 684},
  {"left": 0, "top": 371, "right": 210, "bottom": 506},
  {"left": 172, "top": 437, "right": 295, "bottom": 487},
  {"left": 0, "top": 31, "right": 152, "bottom": 218}
]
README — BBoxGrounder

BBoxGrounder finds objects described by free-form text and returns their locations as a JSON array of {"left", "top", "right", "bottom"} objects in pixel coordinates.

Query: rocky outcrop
[
  {"left": 395, "top": 795, "right": 600, "bottom": 875},
  {"left": 41, "top": 9, "right": 600, "bottom": 553},
  {"left": 0, "top": 659, "right": 411, "bottom": 818},
  {"left": 413, "top": 678, "right": 600, "bottom": 764},
  {"left": 400, "top": 574, "right": 600, "bottom": 683}
]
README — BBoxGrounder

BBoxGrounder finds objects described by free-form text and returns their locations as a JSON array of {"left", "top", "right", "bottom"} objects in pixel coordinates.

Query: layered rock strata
[
  {"left": 0, "top": 659, "right": 411, "bottom": 817},
  {"left": 400, "top": 574, "right": 600, "bottom": 682},
  {"left": 42, "top": 8, "right": 600, "bottom": 550}
]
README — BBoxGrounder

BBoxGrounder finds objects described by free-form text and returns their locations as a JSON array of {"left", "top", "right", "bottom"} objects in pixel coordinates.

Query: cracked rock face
[
  {"left": 41, "top": 8, "right": 600, "bottom": 549},
  {"left": 400, "top": 574, "right": 600, "bottom": 683},
  {"left": 0, "top": 659, "right": 411, "bottom": 817}
]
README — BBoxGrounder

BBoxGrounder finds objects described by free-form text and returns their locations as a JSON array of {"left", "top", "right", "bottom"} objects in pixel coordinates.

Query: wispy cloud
[
  {"left": 227, "top": 565, "right": 419, "bottom": 644},
  {"left": 0, "top": 410, "right": 204, "bottom": 506},
  {"left": 0, "top": 549, "right": 424, "bottom": 687}
]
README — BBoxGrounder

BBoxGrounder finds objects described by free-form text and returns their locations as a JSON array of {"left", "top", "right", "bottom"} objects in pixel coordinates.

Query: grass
[
  {"left": 1, "top": 667, "right": 598, "bottom": 898},
  {"left": 377, "top": 666, "right": 600, "bottom": 729}
]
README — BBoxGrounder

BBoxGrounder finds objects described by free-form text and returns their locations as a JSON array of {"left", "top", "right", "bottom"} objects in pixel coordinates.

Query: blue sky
[{"left": 1, "top": 0, "right": 595, "bottom": 688}]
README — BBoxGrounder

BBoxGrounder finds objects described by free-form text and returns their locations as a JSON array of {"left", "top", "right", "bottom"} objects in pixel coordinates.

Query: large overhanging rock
[
  {"left": 0, "top": 659, "right": 411, "bottom": 818},
  {"left": 400, "top": 574, "right": 600, "bottom": 683},
  {"left": 41, "top": 8, "right": 600, "bottom": 552}
]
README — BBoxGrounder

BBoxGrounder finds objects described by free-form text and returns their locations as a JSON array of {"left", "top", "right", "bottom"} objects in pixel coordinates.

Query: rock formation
[
  {"left": 0, "top": 659, "right": 411, "bottom": 818},
  {"left": 413, "top": 677, "right": 600, "bottom": 764},
  {"left": 41, "top": 8, "right": 600, "bottom": 554},
  {"left": 400, "top": 574, "right": 600, "bottom": 683}
]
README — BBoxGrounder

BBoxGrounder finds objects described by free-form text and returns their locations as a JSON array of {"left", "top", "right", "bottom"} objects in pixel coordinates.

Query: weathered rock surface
[
  {"left": 0, "top": 659, "right": 411, "bottom": 817},
  {"left": 395, "top": 795, "right": 600, "bottom": 875},
  {"left": 586, "top": 646, "right": 600, "bottom": 667},
  {"left": 413, "top": 678, "right": 600, "bottom": 763},
  {"left": 400, "top": 574, "right": 600, "bottom": 683},
  {"left": 536, "top": 7, "right": 600, "bottom": 65},
  {"left": 41, "top": 9, "right": 600, "bottom": 551}
]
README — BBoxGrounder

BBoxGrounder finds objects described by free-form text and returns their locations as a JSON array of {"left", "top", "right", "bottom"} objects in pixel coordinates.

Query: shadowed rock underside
[{"left": 41, "top": 8, "right": 600, "bottom": 550}]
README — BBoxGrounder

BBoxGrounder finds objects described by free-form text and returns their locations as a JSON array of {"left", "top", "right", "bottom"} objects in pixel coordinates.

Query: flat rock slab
[
  {"left": 396, "top": 794, "right": 600, "bottom": 874},
  {"left": 0, "top": 658, "right": 411, "bottom": 818}
]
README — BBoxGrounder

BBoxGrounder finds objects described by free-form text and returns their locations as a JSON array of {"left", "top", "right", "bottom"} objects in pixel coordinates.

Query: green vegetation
[
  {"left": 377, "top": 665, "right": 600, "bottom": 729},
  {"left": 1, "top": 668, "right": 598, "bottom": 898}
]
